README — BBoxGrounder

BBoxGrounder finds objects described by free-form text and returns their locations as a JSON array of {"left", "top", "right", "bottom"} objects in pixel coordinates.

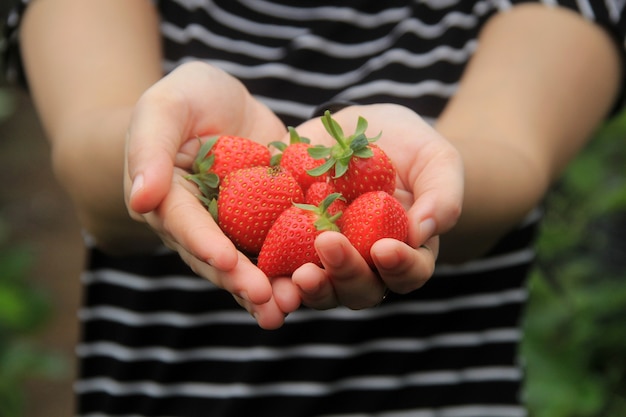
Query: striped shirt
[{"left": 4, "top": 1, "right": 626, "bottom": 416}]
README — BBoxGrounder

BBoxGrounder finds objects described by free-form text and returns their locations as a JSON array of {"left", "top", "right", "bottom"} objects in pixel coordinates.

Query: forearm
[
  {"left": 21, "top": 0, "right": 164, "bottom": 253},
  {"left": 436, "top": 134, "right": 549, "bottom": 261},
  {"left": 51, "top": 107, "right": 161, "bottom": 253},
  {"left": 436, "top": 4, "right": 622, "bottom": 262}
]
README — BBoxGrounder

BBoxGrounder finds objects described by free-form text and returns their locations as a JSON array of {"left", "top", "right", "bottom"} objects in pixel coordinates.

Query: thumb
[
  {"left": 407, "top": 146, "right": 464, "bottom": 247},
  {"left": 126, "top": 88, "right": 190, "bottom": 214}
]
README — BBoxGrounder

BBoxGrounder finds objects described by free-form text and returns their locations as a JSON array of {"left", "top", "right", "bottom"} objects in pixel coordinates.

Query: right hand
[{"left": 124, "top": 62, "right": 289, "bottom": 329}]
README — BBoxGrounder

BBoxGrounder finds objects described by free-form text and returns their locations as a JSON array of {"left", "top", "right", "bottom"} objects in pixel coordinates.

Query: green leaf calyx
[{"left": 306, "top": 110, "right": 381, "bottom": 178}]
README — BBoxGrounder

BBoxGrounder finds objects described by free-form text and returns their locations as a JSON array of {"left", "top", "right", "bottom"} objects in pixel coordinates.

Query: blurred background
[
  {"left": 522, "top": 112, "right": 626, "bottom": 416},
  {"left": 1, "top": 5, "right": 82, "bottom": 415},
  {"left": 0, "top": 53, "right": 83, "bottom": 417},
  {"left": 1, "top": 6, "right": 626, "bottom": 417}
]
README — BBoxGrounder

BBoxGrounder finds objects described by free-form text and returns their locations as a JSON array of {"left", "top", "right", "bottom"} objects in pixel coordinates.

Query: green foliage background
[
  {"left": 0, "top": 87, "right": 65, "bottom": 417},
  {"left": 523, "top": 113, "right": 626, "bottom": 416},
  {"left": 0, "top": 220, "right": 61, "bottom": 417}
]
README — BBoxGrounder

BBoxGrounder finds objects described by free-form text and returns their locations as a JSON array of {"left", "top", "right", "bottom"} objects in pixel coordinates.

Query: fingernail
[
  {"left": 320, "top": 246, "right": 344, "bottom": 268},
  {"left": 130, "top": 174, "right": 144, "bottom": 198},
  {"left": 419, "top": 218, "right": 436, "bottom": 239},
  {"left": 298, "top": 281, "right": 320, "bottom": 295},
  {"left": 373, "top": 247, "right": 400, "bottom": 270}
]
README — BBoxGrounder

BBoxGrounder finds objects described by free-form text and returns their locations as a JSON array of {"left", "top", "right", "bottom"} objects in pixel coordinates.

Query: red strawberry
[
  {"left": 332, "top": 143, "right": 395, "bottom": 202},
  {"left": 305, "top": 181, "right": 347, "bottom": 217},
  {"left": 186, "top": 135, "right": 271, "bottom": 201},
  {"left": 270, "top": 127, "right": 327, "bottom": 192},
  {"left": 339, "top": 191, "right": 408, "bottom": 268},
  {"left": 217, "top": 166, "right": 304, "bottom": 255},
  {"left": 308, "top": 111, "right": 396, "bottom": 202},
  {"left": 257, "top": 193, "right": 343, "bottom": 277}
]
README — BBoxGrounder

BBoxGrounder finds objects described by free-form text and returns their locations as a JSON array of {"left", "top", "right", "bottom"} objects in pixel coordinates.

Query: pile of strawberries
[{"left": 186, "top": 111, "right": 408, "bottom": 277}]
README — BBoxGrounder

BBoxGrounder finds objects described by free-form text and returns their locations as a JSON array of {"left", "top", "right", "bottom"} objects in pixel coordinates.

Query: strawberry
[
  {"left": 270, "top": 127, "right": 327, "bottom": 192},
  {"left": 217, "top": 166, "right": 304, "bottom": 255},
  {"left": 186, "top": 135, "right": 271, "bottom": 201},
  {"left": 305, "top": 181, "right": 347, "bottom": 217},
  {"left": 307, "top": 111, "right": 396, "bottom": 202},
  {"left": 339, "top": 191, "right": 408, "bottom": 268},
  {"left": 257, "top": 193, "right": 343, "bottom": 277}
]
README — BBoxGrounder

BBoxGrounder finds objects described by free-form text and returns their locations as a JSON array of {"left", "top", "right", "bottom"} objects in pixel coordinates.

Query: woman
[{"left": 4, "top": 1, "right": 624, "bottom": 415}]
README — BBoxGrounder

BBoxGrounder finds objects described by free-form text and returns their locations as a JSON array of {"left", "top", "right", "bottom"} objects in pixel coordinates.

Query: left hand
[{"left": 272, "top": 104, "right": 464, "bottom": 313}]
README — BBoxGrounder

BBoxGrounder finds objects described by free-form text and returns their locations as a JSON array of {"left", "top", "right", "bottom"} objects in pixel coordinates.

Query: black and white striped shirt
[{"left": 4, "top": 1, "right": 626, "bottom": 416}]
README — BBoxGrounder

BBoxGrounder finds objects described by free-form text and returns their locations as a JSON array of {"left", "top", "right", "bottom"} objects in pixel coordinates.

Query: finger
[
  {"left": 371, "top": 236, "right": 439, "bottom": 294},
  {"left": 271, "top": 276, "right": 302, "bottom": 314},
  {"left": 146, "top": 178, "right": 273, "bottom": 304},
  {"left": 233, "top": 294, "right": 288, "bottom": 330},
  {"left": 315, "top": 231, "right": 386, "bottom": 309},
  {"left": 407, "top": 141, "right": 464, "bottom": 246},
  {"left": 179, "top": 249, "right": 272, "bottom": 306},
  {"left": 291, "top": 263, "right": 338, "bottom": 310},
  {"left": 151, "top": 177, "right": 239, "bottom": 271}
]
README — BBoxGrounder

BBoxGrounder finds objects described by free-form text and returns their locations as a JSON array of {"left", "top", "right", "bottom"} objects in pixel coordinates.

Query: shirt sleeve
[
  {"left": 493, "top": 0, "right": 626, "bottom": 114},
  {"left": 494, "top": 0, "right": 626, "bottom": 43}
]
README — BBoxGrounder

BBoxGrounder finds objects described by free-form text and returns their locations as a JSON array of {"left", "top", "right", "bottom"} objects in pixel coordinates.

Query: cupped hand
[
  {"left": 274, "top": 104, "right": 464, "bottom": 312},
  {"left": 124, "top": 61, "right": 289, "bottom": 329}
]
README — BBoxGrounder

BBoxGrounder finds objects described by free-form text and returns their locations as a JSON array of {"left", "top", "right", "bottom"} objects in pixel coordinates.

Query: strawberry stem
[
  {"left": 293, "top": 192, "right": 344, "bottom": 232},
  {"left": 269, "top": 127, "right": 312, "bottom": 166},
  {"left": 306, "top": 111, "right": 381, "bottom": 178},
  {"left": 321, "top": 111, "right": 348, "bottom": 150},
  {"left": 185, "top": 135, "right": 221, "bottom": 202}
]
